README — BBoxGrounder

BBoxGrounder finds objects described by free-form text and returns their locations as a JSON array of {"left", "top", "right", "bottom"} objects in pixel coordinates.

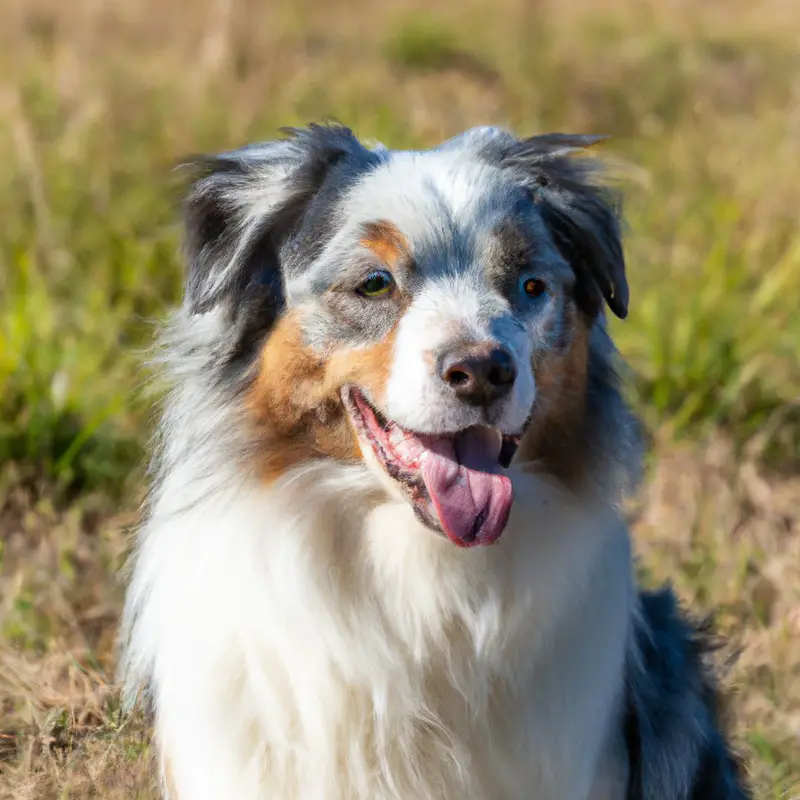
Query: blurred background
[{"left": 1, "top": 0, "right": 799, "bottom": 796}]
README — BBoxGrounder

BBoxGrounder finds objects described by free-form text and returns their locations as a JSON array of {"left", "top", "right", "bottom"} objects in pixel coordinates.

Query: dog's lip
[
  {"left": 341, "top": 386, "right": 527, "bottom": 544},
  {"left": 341, "top": 386, "right": 433, "bottom": 523}
]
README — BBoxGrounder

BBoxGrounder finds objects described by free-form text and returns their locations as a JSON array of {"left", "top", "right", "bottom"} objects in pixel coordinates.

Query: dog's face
[{"left": 182, "top": 125, "right": 628, "bottom": 547}]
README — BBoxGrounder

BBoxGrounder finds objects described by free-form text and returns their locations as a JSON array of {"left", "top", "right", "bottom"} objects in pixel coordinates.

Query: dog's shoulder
[{"left": 624, "top": 586, "right": 751, "bottom": 800}]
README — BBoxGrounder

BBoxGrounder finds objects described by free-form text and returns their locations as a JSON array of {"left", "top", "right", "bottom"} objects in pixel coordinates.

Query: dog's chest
[
  {"left": 226, "top": 634, "right": 626, "bottom": 800},
  {"left": 237, "top": 555, "right": 629, "bottom": 797},
  {"left": 246, "top": 617, "right": 626, "bottom": 800},
  {"left": 145, "top": 479, "right": 633, "bottom": 800}
]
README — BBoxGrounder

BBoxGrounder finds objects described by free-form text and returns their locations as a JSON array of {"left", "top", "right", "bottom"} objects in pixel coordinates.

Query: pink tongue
[{"left": 420, "top": 428, "right": 513, "bottom": 547}]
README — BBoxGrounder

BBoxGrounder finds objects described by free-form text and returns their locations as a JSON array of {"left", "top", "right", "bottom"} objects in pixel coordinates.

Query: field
[{"left": 1, "top": 0, "right": 799, "bottom": 796}]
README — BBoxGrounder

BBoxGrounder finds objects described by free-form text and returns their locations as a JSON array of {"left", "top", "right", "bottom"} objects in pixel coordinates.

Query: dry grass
[{"left": 1, "top": 0, "right": 799, "bottom": 796}]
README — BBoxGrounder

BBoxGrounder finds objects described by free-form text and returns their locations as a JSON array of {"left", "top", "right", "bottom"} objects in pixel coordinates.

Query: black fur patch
[
  {"left": 481, "top": 133, "right": 629, "bottom": 320},
  {"left": 625, "top": 587, "right": 751, "bottom": 800},
  {"left": 184, "top": 125, "right": 373, "bottom": 313}
]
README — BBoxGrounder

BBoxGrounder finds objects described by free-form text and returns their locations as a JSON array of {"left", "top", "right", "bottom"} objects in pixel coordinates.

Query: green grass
[
  {"left": 1, "top": 0, "right": 799, "bottom": 796},
  {"left": 388, "top": 17, "right": 464, "bottom": 70}
]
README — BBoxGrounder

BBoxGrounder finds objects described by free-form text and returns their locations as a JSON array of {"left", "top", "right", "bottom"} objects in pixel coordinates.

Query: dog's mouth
[{"left": 342, "top": 387, "right": 522, "bottom": 547}]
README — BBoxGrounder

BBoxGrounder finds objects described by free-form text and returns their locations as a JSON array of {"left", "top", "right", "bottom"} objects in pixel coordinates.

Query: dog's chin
[{"left": 341, "top": 386, "right": 522, "bottom": 548}]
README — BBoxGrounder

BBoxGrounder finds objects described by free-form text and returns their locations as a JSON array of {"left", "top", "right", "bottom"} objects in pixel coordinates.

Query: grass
[{"left": 0, "top": 0, "right": 799, "bottom": 796}]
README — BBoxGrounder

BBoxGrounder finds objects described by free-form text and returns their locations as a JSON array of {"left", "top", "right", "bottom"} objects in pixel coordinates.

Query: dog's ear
[
  {"left": 181, "top": 124, "right": 374, "bottom": 320},
  {"left": 500, "top": 134, "right": 629, "bottom": 320}
]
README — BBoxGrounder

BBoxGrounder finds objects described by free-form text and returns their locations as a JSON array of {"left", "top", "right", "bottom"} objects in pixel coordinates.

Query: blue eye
[
  {"left": 522, "top": 277, "right": 547, "bottom": 299},
  {"left": 357, "top": 270, "right": 394, "bottom": 297}
]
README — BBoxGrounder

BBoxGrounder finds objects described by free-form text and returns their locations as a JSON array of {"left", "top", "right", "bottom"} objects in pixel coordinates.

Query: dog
[{"left": 121, "top": 124, "right": 749, "bottom": 799}]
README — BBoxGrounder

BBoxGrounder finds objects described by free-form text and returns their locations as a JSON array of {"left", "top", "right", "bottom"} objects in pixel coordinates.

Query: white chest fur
[{"left": 123, "top": 464, "right": 633, "bottom": 800}]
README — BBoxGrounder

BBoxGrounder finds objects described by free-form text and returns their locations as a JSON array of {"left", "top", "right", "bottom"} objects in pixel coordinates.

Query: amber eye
[
  {"left": 523, "top": 277, "right": 547, "bottom": 298},
  {"left": 357, "top": 270, "right": 394, "bottom": 298}
]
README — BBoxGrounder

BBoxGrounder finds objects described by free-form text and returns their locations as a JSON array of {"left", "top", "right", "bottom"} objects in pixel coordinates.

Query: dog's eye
[
  {"left": 357, "top": 270, "right": 394, "bottom": 298},
  {"left": 522, "top": 277, "right": 547, "bottom": 299}
]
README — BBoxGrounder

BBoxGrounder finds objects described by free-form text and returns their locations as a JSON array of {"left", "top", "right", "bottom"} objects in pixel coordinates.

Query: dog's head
[{"left": 180, "top": 124, "right": 628, "bottom": 547}]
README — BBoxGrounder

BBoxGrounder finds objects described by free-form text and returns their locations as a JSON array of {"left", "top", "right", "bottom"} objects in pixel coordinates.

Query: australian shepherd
[{"left": 121, "top": 124, "right": 749, "bottom": 799}]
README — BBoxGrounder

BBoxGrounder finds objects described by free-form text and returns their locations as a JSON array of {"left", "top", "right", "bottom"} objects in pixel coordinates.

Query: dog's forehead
[{"left": 345, "top": 146, "right": 508, "bottom": 237}]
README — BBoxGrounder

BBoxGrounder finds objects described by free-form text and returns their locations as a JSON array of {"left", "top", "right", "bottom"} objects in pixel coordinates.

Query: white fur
[
  {"left": 385, "top": 275, "right": 536, "bottom": 435},
  {"left": 124, "top": 448, "right": 634, "bottom": 799}
]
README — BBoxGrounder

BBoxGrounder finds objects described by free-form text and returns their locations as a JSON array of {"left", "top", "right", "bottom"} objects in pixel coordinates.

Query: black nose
[{"left": 439, "top": 346, "right": 517, "bottom": 406}]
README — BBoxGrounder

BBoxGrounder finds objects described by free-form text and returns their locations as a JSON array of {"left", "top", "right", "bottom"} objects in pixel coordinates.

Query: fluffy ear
[
  {"left": 181, "top": 124, "right": 374, "bottom": 319},
  {"left": 501, "top": 133, "right": 629, "bottom": 320}
]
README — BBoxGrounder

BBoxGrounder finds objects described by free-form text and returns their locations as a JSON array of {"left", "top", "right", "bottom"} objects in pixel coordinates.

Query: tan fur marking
[
  {"left": 516, "top": 310, "right": 592, "bottom": 489},
  {"left": 247, "top": 312, "right": 398, "bottom": 483},
  {"left": 360, "top": 220, "right": 411, "bottom": 270}
]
